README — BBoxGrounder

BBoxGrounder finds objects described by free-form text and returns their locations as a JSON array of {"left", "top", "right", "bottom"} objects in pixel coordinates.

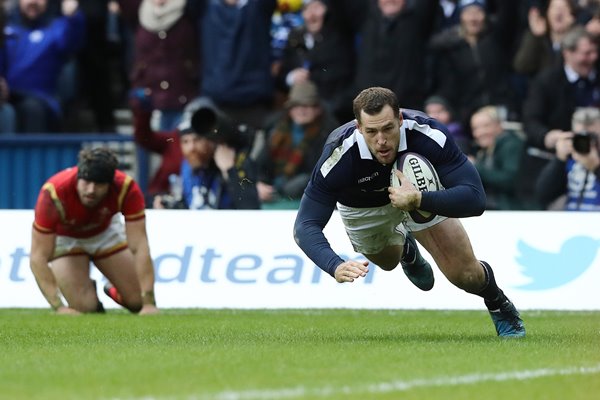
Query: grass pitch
[{"left": 1, "top": 309, "right": 599, "bottom": 400}]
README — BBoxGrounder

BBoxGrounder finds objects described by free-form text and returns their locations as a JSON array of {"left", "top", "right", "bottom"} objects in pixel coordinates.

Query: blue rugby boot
[
  {"left": 486, "top": 297, "right": 526, "bottom": 338},
  {"left": 401, "top": 233, "right": 434, "bottom": 291}
]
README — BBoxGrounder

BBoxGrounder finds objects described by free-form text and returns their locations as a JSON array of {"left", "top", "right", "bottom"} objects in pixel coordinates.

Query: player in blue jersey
[{"left": 293, "top": 87, "right": 525, "bottom": 337}]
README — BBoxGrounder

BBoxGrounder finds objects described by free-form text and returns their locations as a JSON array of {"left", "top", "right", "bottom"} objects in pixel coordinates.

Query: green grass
[{"left": 1, "top": 309, "right": 599, "bottom": 400}]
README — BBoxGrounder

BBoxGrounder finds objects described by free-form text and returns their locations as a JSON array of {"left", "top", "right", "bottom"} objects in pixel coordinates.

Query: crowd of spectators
[{"left": 1, "top": 0, "right": 599, "bottom": 211}]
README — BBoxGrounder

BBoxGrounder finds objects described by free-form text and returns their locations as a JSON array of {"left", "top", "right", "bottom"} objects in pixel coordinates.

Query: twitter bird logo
[{"left": 515, "top": 236, "right": 600, "bottom": 290}]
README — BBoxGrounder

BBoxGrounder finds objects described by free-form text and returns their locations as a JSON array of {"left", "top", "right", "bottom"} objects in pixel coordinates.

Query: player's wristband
[{"left": 141, "top": 290, "right": 156, "bottom": 306}]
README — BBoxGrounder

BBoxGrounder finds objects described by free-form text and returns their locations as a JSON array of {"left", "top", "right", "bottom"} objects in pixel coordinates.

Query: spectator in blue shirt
[
  {"left": 0, "top": 5, "right": 16, "bottom": 134},
  {"left": 0, "top": 0, "right": 85, "bottom": 132}
]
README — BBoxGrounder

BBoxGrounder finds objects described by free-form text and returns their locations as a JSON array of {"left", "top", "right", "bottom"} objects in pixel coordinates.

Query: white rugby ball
[{"left": 390, "top": 152, "right": 443, "bottom": 223}]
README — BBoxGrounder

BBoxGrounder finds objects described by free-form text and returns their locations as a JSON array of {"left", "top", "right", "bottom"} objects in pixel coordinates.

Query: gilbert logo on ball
[{"left": 391, "top": 152, "right": 444, "bottom": 223}]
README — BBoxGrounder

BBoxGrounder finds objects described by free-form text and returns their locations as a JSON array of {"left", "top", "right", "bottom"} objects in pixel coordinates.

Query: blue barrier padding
[{"left": 0, "top": 134, "right": 146, "bottom": 209}]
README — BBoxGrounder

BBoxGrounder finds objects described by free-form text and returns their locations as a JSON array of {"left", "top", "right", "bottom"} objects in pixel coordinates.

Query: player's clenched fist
[{"left": 334, "top": 260, "right": 369, "bottom": 283}]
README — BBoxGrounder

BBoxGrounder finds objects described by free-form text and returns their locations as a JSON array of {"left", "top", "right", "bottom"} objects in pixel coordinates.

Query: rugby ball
[{"left": 391, "top": 152, "right": 443, "bottom": 223}]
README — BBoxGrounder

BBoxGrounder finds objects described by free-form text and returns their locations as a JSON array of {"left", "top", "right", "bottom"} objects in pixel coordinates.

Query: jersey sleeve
[
  {"left": 293, "top": 194, "right": 345, "bottom": 278},
  {"left": 119, "top": 177, "right": 146, "bottom": 221},
  {"left": 420, "top": 147, "right": 487, "bottom": 217},
  {"left": 33, "top": 184, "right": 61, "bottom": 234}
]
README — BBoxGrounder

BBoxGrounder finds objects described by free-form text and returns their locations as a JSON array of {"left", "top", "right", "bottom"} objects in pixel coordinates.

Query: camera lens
[{"left": 572, "top": 132, "right": 592, "bottom": 154}]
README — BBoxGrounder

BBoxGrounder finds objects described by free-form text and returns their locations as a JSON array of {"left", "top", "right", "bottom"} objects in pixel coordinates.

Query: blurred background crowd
[{"left": 0, "top": 0, "right": 599, "bottom": 212}]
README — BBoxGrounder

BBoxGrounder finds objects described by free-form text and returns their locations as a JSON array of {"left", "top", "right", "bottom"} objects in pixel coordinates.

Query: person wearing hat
[
  {"left": 29, "top": 147, "right": 159, "bottom": 315},
  {"left": 154, "top": 97, "right": 261, "bottom": 210},
  {"left": 256, "top": 80, "right": 339, "bottom": 208}
]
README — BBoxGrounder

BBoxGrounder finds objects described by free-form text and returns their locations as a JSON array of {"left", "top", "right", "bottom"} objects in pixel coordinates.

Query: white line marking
[{"left": 198, "top": 364, "right": 600, "bottom": 400}]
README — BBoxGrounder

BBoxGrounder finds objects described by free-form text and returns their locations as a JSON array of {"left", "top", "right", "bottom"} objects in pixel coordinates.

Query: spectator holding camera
[
  {"left": 153, "top": 98, "right": 261, "bottom": 210},
  {"left": 536, "top": 107, "right": 600, "bottom": 210},
  {"left": 520, "top": 26, "right": 599, "bottom": 208}
]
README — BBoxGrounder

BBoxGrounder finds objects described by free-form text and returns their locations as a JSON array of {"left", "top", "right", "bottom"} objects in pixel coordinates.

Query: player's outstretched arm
[
  {"left": 293, "top": 194, "right": 345, "bottom": 277},
  {"left": 125, "top": 219, "right": 158, "bottom": 315},
  {"left": 29, "top": 229, "right": 79, "bottom": 314},
  {"left": 334, "top": 260, "right": 369, "bottom": 283}
]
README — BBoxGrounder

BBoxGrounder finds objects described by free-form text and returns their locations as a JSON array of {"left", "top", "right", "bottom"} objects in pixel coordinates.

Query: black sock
[
  {"left": 402, "top": 236, "right": 416, "bottom": 264},
  {"left": 476, "top": 261, "right": 506, "bottom": 310}
]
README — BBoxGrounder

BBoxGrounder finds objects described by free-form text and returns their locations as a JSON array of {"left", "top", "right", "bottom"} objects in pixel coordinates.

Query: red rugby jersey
[{"left": 33, "top": 167, "right": 146, "bottom": 238}]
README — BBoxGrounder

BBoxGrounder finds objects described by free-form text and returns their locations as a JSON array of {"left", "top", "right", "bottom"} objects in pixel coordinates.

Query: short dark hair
[
  {"left": 353, "top": 87, "right": 399, "bottom": 123},
  {"left": 77, "top": 148, "right": 118, "bottom": 184}
]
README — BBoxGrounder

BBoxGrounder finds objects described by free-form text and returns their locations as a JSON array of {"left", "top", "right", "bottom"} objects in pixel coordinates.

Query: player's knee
[
  {"left": 122, "top": 295, "right": 143, "bottom": 313},
  {"left": 71, "top": 297, "right": 102, "bottom": 313},
  {"left": 378, "top": 261, "right": 397, "bottom": 271},
  {"left": 119, "top": 290, "right": 143, "bottom": 313},
  {"left": 123, "top": 300, "right": 143, "bottom": 313}
]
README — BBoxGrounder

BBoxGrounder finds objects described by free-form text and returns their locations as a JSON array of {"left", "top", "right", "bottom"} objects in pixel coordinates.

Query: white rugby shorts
[
  {"left": 52, "top": 215, "right": 128, "bottom": 260},
  {"left": 337, "top": 203, "right": 446, "bottom": 254}
]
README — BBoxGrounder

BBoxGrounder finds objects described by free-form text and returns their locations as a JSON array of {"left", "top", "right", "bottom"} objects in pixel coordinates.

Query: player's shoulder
[
  {"left": 402, "top": 108, "right": 451, "bottom": 150},
  {"left": 324, "top": 119, "right": 357, "bottom": 147},
  {"left": 402, "top": 108, "right": 449, "bottom": 133},
  {"left": 318, "top": 120, "right": 363, "bottom": 177},
  {"left": 114, "top": 169, "right": 133, "bottom": 183},
  {"left": 113, "top": 169, "right": 142, "bottom": 195},
  {"left": 44, "top": 167, "right": 77, "bottom": 191}
]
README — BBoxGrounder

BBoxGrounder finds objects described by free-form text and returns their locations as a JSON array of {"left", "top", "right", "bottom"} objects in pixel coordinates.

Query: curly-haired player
[{"left": 30, "top": 147, "right": 158, "bottom": 314}]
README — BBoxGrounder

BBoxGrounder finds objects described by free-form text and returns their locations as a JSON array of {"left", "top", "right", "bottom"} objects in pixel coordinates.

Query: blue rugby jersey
[{"left": 293, "top": 109, "right": 486, "bottom": 276}]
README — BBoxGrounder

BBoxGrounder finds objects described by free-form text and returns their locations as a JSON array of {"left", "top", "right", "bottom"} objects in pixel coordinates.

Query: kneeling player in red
[
  {"left": 30, "top": 148, "right": 158, "bottom": 315},
  {"left": 294, "top": 87, "right": 525, "bottom": 337}
]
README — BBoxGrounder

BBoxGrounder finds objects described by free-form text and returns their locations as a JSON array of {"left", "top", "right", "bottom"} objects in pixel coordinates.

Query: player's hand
[
  {"left": 139, "top": 304, "right": 159, "bottom": 315},
  {"left": 55, "top": 306, "right": 81, "bottom": 315},
  {"left": 388, "top": 170, "right": 421, "bottom": 211},
  {"left": 334, "top": 260, "right": 369, "bottom": 283}
]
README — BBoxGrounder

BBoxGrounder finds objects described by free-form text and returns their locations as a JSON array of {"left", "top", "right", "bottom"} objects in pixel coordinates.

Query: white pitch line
[{"left": 199, "top": 364, "right": 600, "bottom": 400}]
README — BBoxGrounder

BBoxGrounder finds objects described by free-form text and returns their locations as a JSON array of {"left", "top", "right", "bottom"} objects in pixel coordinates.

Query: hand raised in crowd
[
  {"left": 62, "top": 0, "right": 79, "bottom": 16},
  {"left": 289, "top": 68, "right": 310, "bottom": 85},
  {"left": 586, "top": 15, "right": 600, "bottom": 37},
  {"left": 334, "top": 260, "right": 369, "bottom": 283},
  {"left": 214, "top": 144, "right": 236, "bottom": 179},
  {"left": 528, "top": 7, "right": 547, "bottom": 37}
]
